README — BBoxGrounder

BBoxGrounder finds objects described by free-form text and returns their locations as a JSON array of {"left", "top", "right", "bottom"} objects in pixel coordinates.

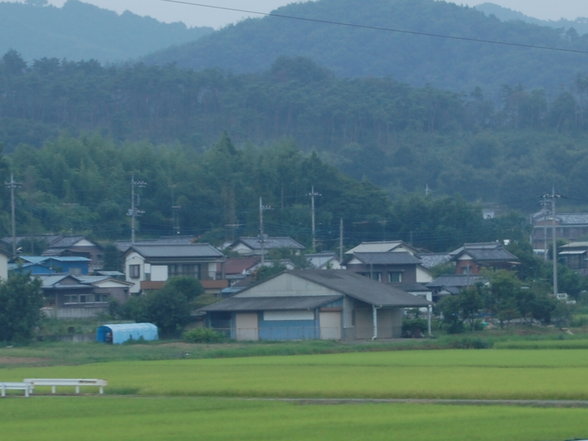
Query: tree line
[
  {"left": 3, "top": 52, "right": 588, "bottom": 210},
  {"left": 0, "top": 131, "right": 527, "bottom": 254}
]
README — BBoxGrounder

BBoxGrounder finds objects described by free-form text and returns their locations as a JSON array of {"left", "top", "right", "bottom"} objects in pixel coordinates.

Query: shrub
[
  {"left": 183, "top": 328, "right": 225, "bottom": 343},
  {"left": 449, "top": 337, "right": 493, "bottom": 349},
  {"left": 402, "top": 318, "right": 428, "bottom": 338}
]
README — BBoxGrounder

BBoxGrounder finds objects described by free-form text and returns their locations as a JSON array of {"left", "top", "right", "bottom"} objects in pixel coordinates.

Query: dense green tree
[
  {"left": 0, "top": 273, "right": 43, "bottom": 342},
  {"left": 438, "top": 284, "right": 485, "bottom": 333},
  {"left": 120, "top": 277, "right": 204, "bottom": 337}
]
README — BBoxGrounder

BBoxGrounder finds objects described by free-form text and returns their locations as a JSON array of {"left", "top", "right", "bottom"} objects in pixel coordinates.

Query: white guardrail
[
  {"left": 0, "top": 382, "right": 33, "bottom": 397},
  {"left": 23, "top": 378, "right": 108, "bottom": 395}
]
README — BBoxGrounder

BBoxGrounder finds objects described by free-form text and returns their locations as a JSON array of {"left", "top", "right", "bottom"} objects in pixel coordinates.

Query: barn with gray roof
[{"left": 199, "top": 270, "right": 429, "bottom": 341}]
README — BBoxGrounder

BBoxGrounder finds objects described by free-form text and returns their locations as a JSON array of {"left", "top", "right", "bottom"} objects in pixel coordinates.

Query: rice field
[
  {"left": 1, "top": 396, "right": 588, "bottom": 441},
  {"left": 3, "top": 349, "right": 588, "bottom": 400},
  {"left": 2, "top": 347, "right": 588, "bottom": 440}
]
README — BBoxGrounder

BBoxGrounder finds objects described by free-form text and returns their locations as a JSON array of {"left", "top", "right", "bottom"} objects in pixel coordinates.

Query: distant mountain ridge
[
  {"left": 475, "top": 3, "right": 588, "bottom": 35},
  {"left": 143, "top": 0, "right": 588, "bottom": 93},
  {"left": 0, "top": 0, "right": 213, "bottom": 63}
]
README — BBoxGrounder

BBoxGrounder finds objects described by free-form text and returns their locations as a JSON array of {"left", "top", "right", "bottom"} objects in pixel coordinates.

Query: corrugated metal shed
[{"left": 96, "top": 323, "right": 158, "bottom": 344}]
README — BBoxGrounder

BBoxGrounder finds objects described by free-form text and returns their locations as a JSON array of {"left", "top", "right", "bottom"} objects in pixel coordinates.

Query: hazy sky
[{"left": 7, "top": 0, "right": 588, "bottom": 28}]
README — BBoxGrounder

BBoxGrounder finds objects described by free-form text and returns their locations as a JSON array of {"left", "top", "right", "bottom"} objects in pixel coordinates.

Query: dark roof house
[
  {"left": 228, "top": 236, "right": 305, "bottom": 256},
  {"left": 123, "top": 243, "right": 226, "bottom": 294},
  {"left": 450, "top": 242, "right": 519, "bottom": 275},
  {"left": 345, "top": 251, "right": 432, "bottom": 286},
  {"left": 427, "top": 274, "right": 489, "bottom": 300}
]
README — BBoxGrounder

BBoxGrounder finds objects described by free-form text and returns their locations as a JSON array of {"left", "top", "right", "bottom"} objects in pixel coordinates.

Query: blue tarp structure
[{"left": 96, "top": 323, "right": 159, "bottom": 344}]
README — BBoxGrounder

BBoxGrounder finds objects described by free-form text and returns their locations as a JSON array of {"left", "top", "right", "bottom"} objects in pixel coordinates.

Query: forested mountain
[
  {"left": 143, "top": 0, "right": 588, "bottom": 92},
  {"left": 0, "top": 0, "right": 213, "bottom": 63},
  {"left": 475, "top": 3, "right": 588, "bottom": 36},
  {"left": 0, "top": 133, "right": 525, "bottom": 253},
  {"left": 2, "top": 52, "right": 588, "bottom": 214}
]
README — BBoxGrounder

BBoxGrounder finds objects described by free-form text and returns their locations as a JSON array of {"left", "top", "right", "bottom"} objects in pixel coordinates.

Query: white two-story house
[{"left": 124, "top": 243, "right": 226, "bottom": 294}]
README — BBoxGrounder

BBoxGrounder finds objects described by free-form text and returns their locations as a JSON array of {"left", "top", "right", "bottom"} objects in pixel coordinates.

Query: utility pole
[
  {"left": 541, "top": 189, "right": 561, "bottom": 297},
  {"left": 539, "top": 196, "right": 550, "bottom": 261},
  {"left": 259, "top": 197, "right": 272, "bottom": 265},
  {"left": 5, "top": 173, "right": 20, "bottom": 259},
  {"left": 170, "top": 184, "right": 181, "bottom": 235},
  {"left": 308, "top": 186, "right": 321, "bottom": 251},
  {"left": 339, "top": 217, "right": 344, "bottom": 263},
  {"left": 127, "top": 175, "right": 146, "bottom": 244}
]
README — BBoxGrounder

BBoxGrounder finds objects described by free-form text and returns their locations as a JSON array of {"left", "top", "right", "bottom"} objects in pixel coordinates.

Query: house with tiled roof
[
  {"left": 450, "top": 242, "right": 519, "bottom": 275},
  {"left": 306, "top": 251, "right": 342, "bottom": 270},
  {"left": 40, "top": 274, "right": 132, "bottom": 319},
  {"left": 559, "top": 241, "right": 588, "bottom": 276},
  {"left": 427, "top": 274, "right": 489, "bottom": 301},
  {"left": 531, "top": 211, "right": 588, "bottom": 254},
  {"left": 345, "top": 240, "right": 420, "bottom": 256},
  {"left": 228, "top": 236, "right": 305, "bottom": 256},
  {"left": 199, "top": 270, "right": 430, "bottom": 341},
  {"left": 123, "top": 243, "right": 226, "bottom": 294}
]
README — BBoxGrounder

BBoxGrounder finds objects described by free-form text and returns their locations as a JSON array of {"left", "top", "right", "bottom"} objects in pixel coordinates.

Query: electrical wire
[{"left": 160, "top": 0, "right": 588, "bottom": 55}]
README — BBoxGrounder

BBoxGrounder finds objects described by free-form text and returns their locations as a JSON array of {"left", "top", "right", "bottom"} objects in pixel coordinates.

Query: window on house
[
  {"left": 65, "top": 295, "right": 78, "bottom": 304},
  {"left": 388, "top": 271, "right": 402, "bottom": 283},
  {"left": 371, "top": 272, "right": 382, "bottom": 282},
  {"left": 168, "top": 264, "right": 201, "bottom": 278},
  {"left": 129, "top": 264, "right": 140, "bottom": 279}
]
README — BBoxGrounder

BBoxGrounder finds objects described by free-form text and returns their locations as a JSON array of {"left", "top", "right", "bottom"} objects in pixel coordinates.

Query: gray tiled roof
[
  {"left": 428, "top": 274, "right": 487, "bottom": 289},
  {"left": 419, "top": 253, "right": 452, "bottom": 269},
  {"left": 237, "top": 237, "right": 305, "bottom": 250},
  {"left": 289, "top": 270, "right": 429, "bottom": 307},
  {"left": 534, "top": 212, "right": 588, "bottom": 225},
  {"left": 451, "top": 242, "right": 519, "bottom": 262},
  {"left": 128, "top": 243, "right": 224, "bottom": 258},
  {"left": 49, "top": 236, "right": 89, "bottom": 248},
  {"left": 351, "top": 252, "right": 421, "bottom": 265},
  {"left": 115, "top": 236, "right": 197, "bottom": 252},
  {"left": 199, "top": 295, "right": 342, "bottom": 312},
  {"left": 462, "top": 248, "right": 518, "bottom": 262}
]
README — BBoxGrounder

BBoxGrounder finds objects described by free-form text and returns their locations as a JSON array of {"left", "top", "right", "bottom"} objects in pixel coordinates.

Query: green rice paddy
[
  {"left": 1, "top": 346, "right": 588, "bottom": 440},
  {"left": 1, "top": 397, "right": 587, "bottom": 441}
]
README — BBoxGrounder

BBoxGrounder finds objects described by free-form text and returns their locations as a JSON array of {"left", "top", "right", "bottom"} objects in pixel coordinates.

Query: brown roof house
[{"left": 199, "top": 269, "right": 429, "bottom": 341}]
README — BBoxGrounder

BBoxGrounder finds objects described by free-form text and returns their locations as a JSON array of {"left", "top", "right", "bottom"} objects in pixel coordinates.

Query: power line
[{"left": 160, "top": 0, "right": 588, "bottom": 55}]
